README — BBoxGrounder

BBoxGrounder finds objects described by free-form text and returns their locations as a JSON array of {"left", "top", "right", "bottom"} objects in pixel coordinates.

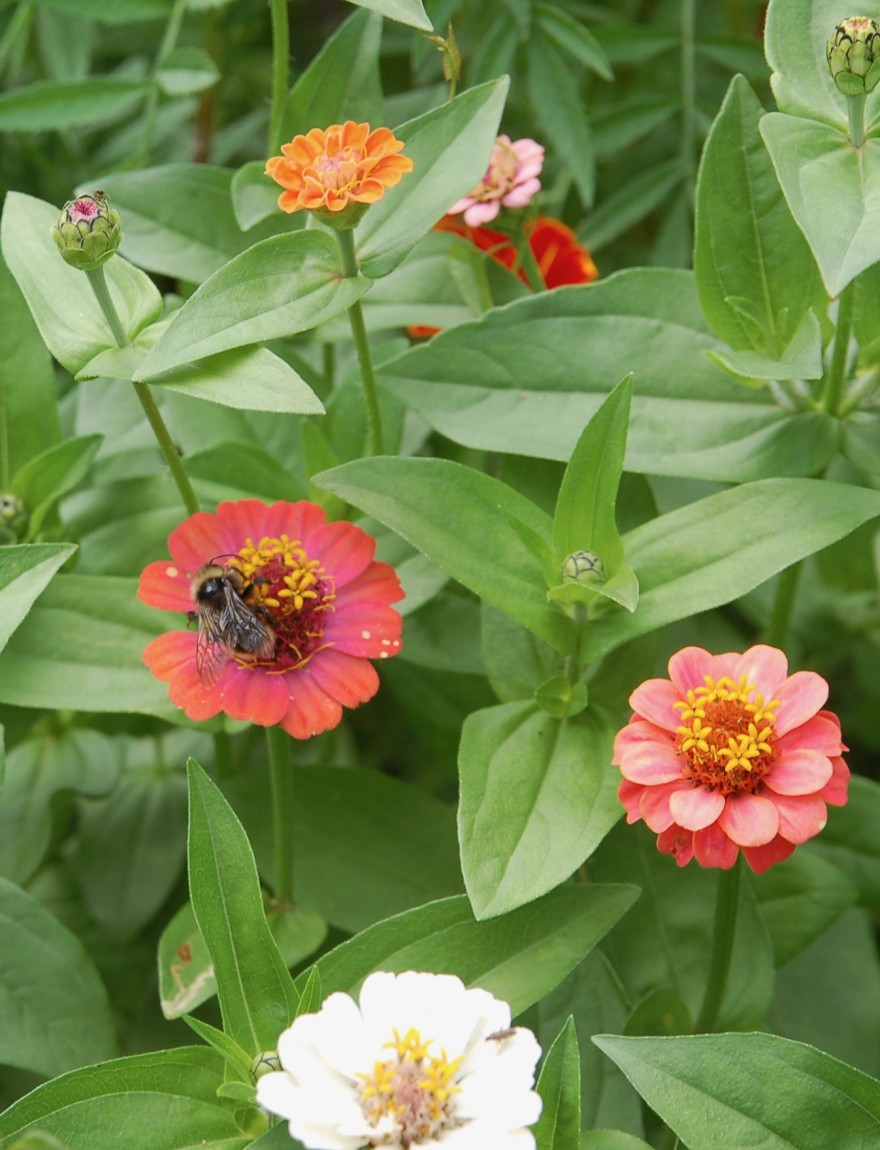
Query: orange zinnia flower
[{"left": 265, "top": 121, "right": 413, "bottom": 218}]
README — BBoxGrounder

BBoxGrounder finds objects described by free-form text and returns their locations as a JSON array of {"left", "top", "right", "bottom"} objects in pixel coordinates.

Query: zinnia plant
[
  {"left": 614, "top": 645, "right": 849, "bottom": 873},
  {"left": 138, "top": 499, "right": 404, "bottom": 739},
  {"left": 265, "top": 120, "right": 413, "bottom": 220},
  {"left": 256, "top": 970, "right": 543, "bottom": 1150},
  {"left": 447, "top": 134, "right": 544, "bottom": 227}
]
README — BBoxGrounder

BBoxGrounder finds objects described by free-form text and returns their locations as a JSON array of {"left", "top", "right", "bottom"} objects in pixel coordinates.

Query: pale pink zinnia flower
[
  {"left": 614, "top": 645, "right": 849, "bottom": 873},
  {"left": 447, "top": 135, "right": 544, "bottom": 227}
]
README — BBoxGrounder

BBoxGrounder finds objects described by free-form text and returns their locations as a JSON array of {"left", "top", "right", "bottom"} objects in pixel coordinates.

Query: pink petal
[
  {"left": 764, "top": 748, "right": 832, "bottom": 795},
  {"left": 138, "top": 560, "right": 193, "bottom": 612},
  {"left": 657, "top": 824, "right": 695, "bottom": 866},
  {"left": 307, "top": 648, "right": 379, "bottom": 708},
  {"left": 463, "top": 201, "right": 501, "bottom": 227},
  {"left": 614, "top": 725, "right": 682, "bottom": 785},
  {"left": 821, "top": 755, "right": 850, "bottom": 806},
  {"left": 628, "top": 678, "right": 681, "bottom": 731},
  {"left": 742, "top": 836, "right": 796, "bottom": 874},
  {"left": 734, "top": 645, "right": 789, "bottom": 697},
  {"left": 309, "top": 520, "right": 376, "bottom": 586},
  {"left": 169, "top": 510, "right": 235, "bottom": 571},
  {"left": 218, "top": 666, "right": 290, "bottom": 727},
  {"left": 693, "top": 823, "right": 739, "bottom": 869},
  {"left": 668, "top": 646, "right": 736, "bottom": 692},
  {"left": 640, "top": 780, "right": 691, "bottom": 832},
  {"left": 770, "top": 793, "right": 828, "bottom": 844},
  {"left": 502, "top": 179, "right": 541, "bottom": 207},
  {"left": 776, "top": 712, "right": 844, "bottom": 757},
  {"left": 618, "top": 779, "right": 643, "bottom": 823},
  {"left": 281, "top": 669, "right": 344, "bottom": 738},
  {"left": 717, "top": 792, "right": 779, "bottom": 846},
  {"left": 774, "top": 671, "right": 829, "bottom": 735},
  {"left": 669, "top": 786, "right": 726, "bottom": 831}
]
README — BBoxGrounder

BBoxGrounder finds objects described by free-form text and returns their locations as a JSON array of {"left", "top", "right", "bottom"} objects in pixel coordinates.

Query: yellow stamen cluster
[
  {"left": 358, "top": 1026, "right": 463, "bottom": 1146},
  {"left": 673, "top": 674, "right": 779, "bottom": 794}
]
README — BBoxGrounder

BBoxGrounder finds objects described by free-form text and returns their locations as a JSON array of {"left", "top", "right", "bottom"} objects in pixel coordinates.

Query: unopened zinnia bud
[
  {"left": 50, "top": 191, "right": 122, "bottom": 270},
  {"left": 827, "top": 17, "right": 880, "bottom": 95},
  {"left": 251, "top": 1050, "right": 281, "bottom": 1080},
  {"left": 561, "top": 549, "right": 605, "bottom": 585}
]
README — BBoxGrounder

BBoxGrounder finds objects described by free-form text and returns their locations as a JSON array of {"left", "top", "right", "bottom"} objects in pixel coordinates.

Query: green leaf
[
  {"left": 583, "top": 159, "right": 683, "bottom": 250},
  {"left": 158, "top": 901, "right": 217, "bottom": 1019},
  {"left": 534, "top": 3, "right": 612, "bottom": 79},
  {"left": 356, "top": 78, "right": 509, "bottom": 278},
  {"left": 136, "top": 230, "right": 368, "bottom": 378},
  {"left": 230, "top": 162, "right": 279, "bottom": 231},
  {"left": 281, "top": 7, "right": 384, "bottom": 141},
  {"left": 75, "top": 766, "right": 187, "bottom": 940},
  {"left": 344, "top": 0, "right": 432, "bottom": 30},
  {"left": 181, "top": 1016, "right": 252, "bottom": 1081},
  {"left": 0, "top": 194, "right": 163, "bottom": 375},
  {"left": 155, "top": 46, "right": 219, "bottom": 97},
  {"left": 13, "top": 436, "right": 102, "bottom": 540},
  {"left": 0, "top": 251, "right": 60, "bottom": 480},
  {"left": 0, "top": 876, "right": 117, "bottom": 1077},
  {"left": 760, "top": 113, "right": 880, "bottom": 297},
  {"left": 314, "top": 456, "right": 577, "bottom": 655},
  {"left": 593, "top": 1032, "right": 880, "bottom": 1149},
  {"left": 534, "top": 1016, "right": 582, "bottom": 1150},
  {"left": 751, "top": 848, "right": 858, "bottom": 966},
  {"left": 0, "top": 78, "right": 147, "bottom": 131},
  {"left": 706, "top": 309, "right": 824, "bottom": 383},
  {"left": 378, "top": 269, "right": 839, "bottom": 483},
  {"left": 186, "top": 760, "right": 298, "bottom": 1056},
  {"left": 0, "top": 543, "right": 76, "bottom": 655},
  {"left": 0, "top": 1047, "right": 252, "bottom": 1150},
  {"left": 812, "top": 775, "right": 880, "bottom": 909},
  {"left": 24, "top": 0, "right": 173, "bottom": 21},
  {"left": 0, "top": 729, "right": 119, "bottom": 886},
  {"left": 695, "top": 74, "right": 827, "bottom": 355},
  {"left": 459, "top": 702, "right": 621, "bottom": 918},
  {"left": 223, "top": 763, "right": 462, "bottom": 933},
  {"left": 527, "top": 30, "right": 595, "bottom": 205},
  {"left": 296, "top": 885, "right": 638, "bottom": 1018},
  {"left": 581, "top": 1134, "right": 654, "bottom": 1150},
  {"left": 0, "top": 574, "right": 175, "bottom": 717},
  {"left": 580, "top": 478, "right": 880, "bottom": 663}
]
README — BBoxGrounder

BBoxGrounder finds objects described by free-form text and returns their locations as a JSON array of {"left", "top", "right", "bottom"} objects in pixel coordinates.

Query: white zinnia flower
[{"left": 256, "top": 970, "right": 543, "bottom": 1150}]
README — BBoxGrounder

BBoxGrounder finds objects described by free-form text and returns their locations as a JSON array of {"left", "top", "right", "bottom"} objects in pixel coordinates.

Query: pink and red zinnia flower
[
  {"left": 138, "top": 500, "right": 403, "bottom": 740},
  {"left": 614, "top": 645, "right": 849, "bottom": 873}
]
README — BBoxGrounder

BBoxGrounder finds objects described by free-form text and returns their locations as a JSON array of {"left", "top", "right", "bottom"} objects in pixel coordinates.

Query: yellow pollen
[{"left": 672, "top": 673, "right": 779, "bottom": 794}]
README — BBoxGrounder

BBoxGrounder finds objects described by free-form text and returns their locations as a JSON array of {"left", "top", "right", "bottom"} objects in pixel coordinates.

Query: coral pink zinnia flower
[
  {"left": 138, "top": 500, "right": 404, "bottom": 740},
  {"left": 613, "top": 645, "right": 849, "bottom": 874},
  {"left": 447, "top": 135, "right": 544, "bottom": 227},
  {"left": 265, "top": 121, "right": 413, "bottom": 216}
]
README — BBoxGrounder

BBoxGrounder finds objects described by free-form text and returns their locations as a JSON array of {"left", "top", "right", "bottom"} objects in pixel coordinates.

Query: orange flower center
[
  {"left": 229, "top": 534, "right": 335, "bottom": 673},
  {"left": 357, "top": 1027, "right": 462, "bottom": 1146},
  {"left": 313, "top": 148, "right": 363, "bottom": 193},
  {"left": 673, "top": 675, "right": 779, "bottom": 795}
]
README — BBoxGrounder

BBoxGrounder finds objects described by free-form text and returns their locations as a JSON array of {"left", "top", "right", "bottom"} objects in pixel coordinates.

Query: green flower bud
[
  {"left": 251, "top": 1050, "right": 281, "bottom": 1080},
  {"left": 0, "top": 493, "right": 27, "bottom": 538},
  {"left": 827, "top": 17, "right": 880, "bottom": 95},
  {"left": 561, "top": 549, "right": 605, "bottom": 585},
  {"left": 50, "top": 190, "right": 122, "bottom": 270}
]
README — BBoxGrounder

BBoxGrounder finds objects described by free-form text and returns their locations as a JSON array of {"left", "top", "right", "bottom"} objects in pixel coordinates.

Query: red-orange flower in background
[
  {"left": 265, "top": 121, "right": 413, "bottom": 217},
  {"left": 138, "top": 500, "right": 404, "bottom": 740},
  {"left": 407, "top": 216, "right": 598, "bottom": 339},
  {"left": 614, "top": 645, "right": 849, "bottom": 873}
]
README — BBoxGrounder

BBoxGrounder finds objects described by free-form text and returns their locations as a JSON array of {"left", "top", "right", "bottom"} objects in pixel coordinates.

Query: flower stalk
[
  {"left": 694, "top": 858, "right": 742, "bottom": 1033},
  {"left": 268, "top": 0, "right": 290, "bottom": 155},
  {"left": 267, "top": 723, "right": 294, "bottom": 908},
  {"left": 336, "top": 228, "right": 384, "bottom": 455},
  {"left": 85, "top": 267, "right": 200, "bottom": 517}
]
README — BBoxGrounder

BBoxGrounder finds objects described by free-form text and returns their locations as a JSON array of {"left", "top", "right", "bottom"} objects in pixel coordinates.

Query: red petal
[
  {"left": 311, "top": 520, "right": 376, "bottom": 586},
  {"left": 281, "top": 670, "right": 344, "bottom": 739},
  {"left": 821, "top": 755, "right": 850, "bottom": 806},
  {"left": 742, "top": 836, "right": 796, "bottom": 874},
  {"left": 138, "top": 560, "right": 192, "bottom": 612},
  {"left": 693, "top": 822, "right": 739, "bottom": 869},
  {"left": 308, "top": 648, "right": 380, "bottom": 708}
]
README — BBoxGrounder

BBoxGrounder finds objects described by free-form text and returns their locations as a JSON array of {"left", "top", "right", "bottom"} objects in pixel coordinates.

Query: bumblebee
[{"left": 191, "top": 563, "right": 275, "bottom": 685}]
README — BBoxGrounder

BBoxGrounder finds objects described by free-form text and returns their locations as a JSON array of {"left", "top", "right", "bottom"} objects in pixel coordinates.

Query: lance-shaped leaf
[
  {"left": 535, "top": 1016, "right": 582, "bottom": 1150},
  {"left": 346, "top": 0, "right": 431, "bottom": 30},
  {"left": 0, "top": 78, "right": 147, "bottom": 131},
  {"left": 136, "top": 230, "right": 369, "bottom": 378},
  {"left": 458, "top": 702, "right": 621, "bottom": 918},
  {"left": 314, "top": 456, "right": 577, "bottom": 655},
  {"left": 593, "top": 1032, "right": 880, "bottom": 1149},
  {"left": 0, "top": 543, "right": 76, "bottom": 654},
  {"left": 186, "top": 760, "right": 298, "bottom": 1056},
  {"left": 295, "top": 886, "right": 638, "bottom": 1018},
  {"left": 695, "top": 74, "right": 827, "bottom": 356},
  {"left": 356, "top": 78, "right": 509, "bottom": 279}
]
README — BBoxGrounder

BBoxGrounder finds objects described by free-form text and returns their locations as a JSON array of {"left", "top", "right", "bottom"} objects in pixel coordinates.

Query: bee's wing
[
  {"left": 218, "top": 579, "right": 275, "bottom": 657},
  {"left": 195, "top": 610, "right": 233, "bottom": 687}
]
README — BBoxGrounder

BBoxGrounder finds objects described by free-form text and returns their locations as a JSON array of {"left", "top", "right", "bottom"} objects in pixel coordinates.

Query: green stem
[
  {"left": 694, "top": 858, "right": 742, "bottom": 1033},
  {"left": 0, "top": 2, "right": 32, "bottom": 76},
  {"left": 268, "top": 0, "right": 290, "bottom": 155},
  {"left": 85, "top": 266, "right": 199, "bottom": 516},
  {"left": 336, "top": 229, "right": 384, "bottom": 455},
  {"left": 679, "top": 0, "right": 698, "bottom": 205},
  {"left": 764, "top": 562, "right": 802, "bottom": 649},
  {"left": 212, "top": 730, "right": 234, "bottom": 781},
  {"left": 134, "top": 0, "right": 187, "bottom": 166},
  {"left": 266, "top": 724, "right": 294, "bottom": 907},
  {"left": 821, "top": 284, "right": 854, "bottom": 416},
  {"left": 847, "top": 93, "right": 867, "bottom": 148}
]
